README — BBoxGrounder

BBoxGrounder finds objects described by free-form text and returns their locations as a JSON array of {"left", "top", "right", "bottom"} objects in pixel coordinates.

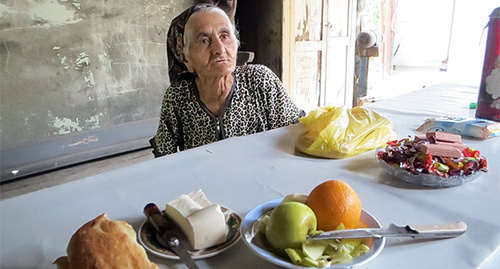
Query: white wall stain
[
  {"left": 58, "top": 0, "right": 82, "bottom": 10},
  {"left": 75, "top": 52, "right": 95, "bottom": 86},
  {"left": 53, "top": 116, "right": 82, "bottom": 135},
  {"left": 88, "top": 113, "right": 102, "bottom": 127},
  {"left": 0, "top": 3, "right": 16, "bottom": 16},
  {"left": 60, "top": 55, "right": 68, "bottom": 69},
  {"left": 98, "top": 53, "right": 111, "bottom": 72},
  {"left": 53, "top": 46, "right": 70, "bottom": 70},
  {"left": 68, "top": 136, "right": 99, "bottom": 147},
  {"left": 29, "top": 0, "right": 82, "bottom": 28},
  {"left": 75, "top": 52, "right": 91, "bottom": 69},
  {"left": 1, "top": 0, "right": 83, "bottom": 29},
  {"left": 50, "top": 112, "right": 103, "bottom": 135},
  {"left": 84, "top": 72, "right": 95, "bottom": 86}
]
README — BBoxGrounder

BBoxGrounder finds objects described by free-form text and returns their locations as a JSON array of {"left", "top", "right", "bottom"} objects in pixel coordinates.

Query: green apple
[{"left": 265, "top": 202, "right": 317, "bottom": 255}]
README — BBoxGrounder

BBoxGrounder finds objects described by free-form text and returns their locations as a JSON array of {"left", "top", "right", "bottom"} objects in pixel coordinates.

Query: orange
[{"left": 305, "top": 180, "right": 362, "bottom": 231}]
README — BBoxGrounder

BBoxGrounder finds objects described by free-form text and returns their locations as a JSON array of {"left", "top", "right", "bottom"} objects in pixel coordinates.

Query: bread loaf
[{"left": 54, "top": 214, "right": 158, "bottom": 269}]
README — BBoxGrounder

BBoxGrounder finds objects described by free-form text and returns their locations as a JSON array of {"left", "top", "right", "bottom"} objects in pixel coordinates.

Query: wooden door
[{"left": 283, "top": 0, "right": 357, "bottom": 112}]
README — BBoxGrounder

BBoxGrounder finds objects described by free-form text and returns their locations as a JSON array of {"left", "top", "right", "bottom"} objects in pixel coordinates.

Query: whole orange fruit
[{"left": 305, "top": 180, "right": 362, "bottom": 231}]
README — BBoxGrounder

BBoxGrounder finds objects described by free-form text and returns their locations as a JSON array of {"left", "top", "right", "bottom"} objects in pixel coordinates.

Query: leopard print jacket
[{"left": 151, "top": 64, "right": 302, "bottom": 157}]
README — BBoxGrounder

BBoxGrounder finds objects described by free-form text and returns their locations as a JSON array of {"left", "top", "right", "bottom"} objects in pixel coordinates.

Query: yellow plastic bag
[{"left": 295, "top": 106, "right": 397, "bottom": 158}]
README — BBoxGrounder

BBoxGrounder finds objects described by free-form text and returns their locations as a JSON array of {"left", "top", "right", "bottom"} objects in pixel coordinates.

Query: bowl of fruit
[
  {"left": 377, "top": 131, "right": 488, "bottom": 187},
  {"left": 240, "top": 180, "right": 385, "bottom": 268}
]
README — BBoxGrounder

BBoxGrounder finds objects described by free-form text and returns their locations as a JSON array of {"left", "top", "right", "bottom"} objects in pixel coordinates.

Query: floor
[
  {"left": 0, "top": 65, "right": 474, "bottom": 201},
  {"left": 0, "top": 148, "right": 154, "bottom": 200},
  {"left": 366, "top": 65, "right": 471, "bottom": 100}
]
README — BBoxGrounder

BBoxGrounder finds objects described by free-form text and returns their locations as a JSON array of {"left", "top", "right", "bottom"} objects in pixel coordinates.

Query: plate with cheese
[{"left": 138, "top": 190, "right": 242, "bottom": 260}]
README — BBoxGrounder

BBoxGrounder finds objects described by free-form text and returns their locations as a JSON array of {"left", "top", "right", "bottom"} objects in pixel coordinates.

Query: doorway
[
  {"left": 362, "top": 0, "right": 499, "bottom": 100},
  {"left": 282, "top": 0, "right": 358, "bottom": 112}
]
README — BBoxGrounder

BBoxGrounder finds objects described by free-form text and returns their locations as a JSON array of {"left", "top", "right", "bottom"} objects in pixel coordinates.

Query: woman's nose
[{"left": 211, "top": 37, "right": 226, "bottom": 55}]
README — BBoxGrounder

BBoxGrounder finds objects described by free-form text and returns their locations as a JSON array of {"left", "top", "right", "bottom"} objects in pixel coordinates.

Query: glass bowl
[{"left": 376, "top": 148, "right": 485, "bottom": 188}]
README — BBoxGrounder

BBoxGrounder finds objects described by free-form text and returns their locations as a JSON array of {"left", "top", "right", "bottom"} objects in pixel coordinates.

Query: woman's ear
[{"left": 182, "top": 54, "right": 195, "bottom": 73}]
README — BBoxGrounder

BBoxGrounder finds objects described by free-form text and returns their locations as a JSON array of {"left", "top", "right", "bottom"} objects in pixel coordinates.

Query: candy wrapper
[
  {"left": 295, "top": 106, "right": 397, "bottom": 158},
  {"left": 416, "top": 116, "right": 500, "bottom": 139}
]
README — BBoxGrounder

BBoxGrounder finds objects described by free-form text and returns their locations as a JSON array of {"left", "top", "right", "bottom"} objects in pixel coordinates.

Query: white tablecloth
[{"left": 1, "top": 83, "right": 499, "bottom": 269}]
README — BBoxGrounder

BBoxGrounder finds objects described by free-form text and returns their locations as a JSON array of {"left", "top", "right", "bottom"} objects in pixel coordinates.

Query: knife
[
  {"left": 144, "top": 203, "right": 200, "bottom": 269},
  {"left": 308, "top": 221, "right": 467, "bottom": 240}
]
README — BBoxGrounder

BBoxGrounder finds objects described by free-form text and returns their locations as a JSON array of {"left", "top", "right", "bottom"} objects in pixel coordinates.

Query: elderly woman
[
  {"left": 167, "top": 0, "right": 238, "bottom": 83},
  {"left": 151, "top": 4, "right": 303, "bottom": 157}
]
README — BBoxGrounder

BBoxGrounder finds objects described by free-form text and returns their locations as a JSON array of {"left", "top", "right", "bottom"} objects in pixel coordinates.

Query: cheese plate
[{"left": 138, "top": 206, "right": 241, "bottom": 260}]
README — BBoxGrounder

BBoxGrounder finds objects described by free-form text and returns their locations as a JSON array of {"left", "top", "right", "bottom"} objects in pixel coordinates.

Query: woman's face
[{"left": 183, "top": 10, "right": 238, "bottom": 79}]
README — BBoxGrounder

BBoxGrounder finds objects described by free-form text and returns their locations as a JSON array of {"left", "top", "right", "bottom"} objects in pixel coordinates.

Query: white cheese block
[{"left": 165, "top": 190, "right": 228, "bottom": 250}]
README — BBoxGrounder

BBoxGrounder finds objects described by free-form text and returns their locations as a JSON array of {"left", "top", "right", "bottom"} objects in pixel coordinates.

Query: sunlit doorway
[{"left": 359, "top": 0, "right": 499, "bottom": 100}]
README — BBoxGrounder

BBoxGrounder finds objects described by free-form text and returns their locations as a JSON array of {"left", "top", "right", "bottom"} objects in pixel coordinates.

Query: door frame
[{"left": 282, "top": 0, "right": 357, "bottom": 110}]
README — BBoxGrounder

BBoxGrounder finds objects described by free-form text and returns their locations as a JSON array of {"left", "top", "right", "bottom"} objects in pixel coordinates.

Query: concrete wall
[
  {"left": 0, "top": 0, "right": 191, "bottom": 149},
  {"left": 0, "top": 0, "right": 195, "bottom": 180}
]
